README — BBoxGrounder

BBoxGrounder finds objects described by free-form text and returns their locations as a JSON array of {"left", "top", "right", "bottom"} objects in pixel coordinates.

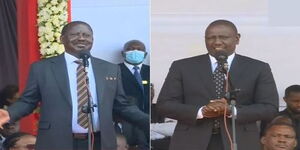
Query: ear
[
  {"left": 293, "top": 140, "right": 297, "bottom": 148},
  {"left": 236, "top": 33, "right": 241, "bottom": 45},
  {"left": 60, "top": 35, "right": 64, "bottom": 44},
  {"left": 121, "top": 51, "right": 126, "bottom": 57},
  {"left": 284, "top": 97, "right": 287, "bottom": 103},
  {"left": 261, "top": 136, "right": 266, "bottom": 145},
  {"left": 144, "top": 52, "right": 148, "bottom": 58}
]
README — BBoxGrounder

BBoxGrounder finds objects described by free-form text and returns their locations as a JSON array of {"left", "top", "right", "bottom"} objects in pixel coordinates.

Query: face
[
  {"left": 116, "top": 136, "right": 128, "bottom": 150},
  {"left": 122, "top": 42, "right": 147, "bottom": 65},
  {"left": 205, "top": 24, "right": 240, "bottom": 57},
  {"left": 11, "top": 135, "right": 36, "bottom": 150},
  {"left": 61, "top": 23, "right": 93, "bottom": 58},
  {"left": 261, "top": 125, "right": 297, "bottom": 150},
  {"left": 124, "top": 42, "right": 146, "bottom": 52},
  {"left": 284, "top": 92, "right": 300, "bottom": 114}
]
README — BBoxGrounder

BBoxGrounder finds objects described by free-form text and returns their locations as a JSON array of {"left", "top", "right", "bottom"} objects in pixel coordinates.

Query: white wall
[
  {"left": 72, "top": 0, "right": 150, "bottom": 64},
  {"left": 151, "top": 0, "right": 300, "bottom": 110}
]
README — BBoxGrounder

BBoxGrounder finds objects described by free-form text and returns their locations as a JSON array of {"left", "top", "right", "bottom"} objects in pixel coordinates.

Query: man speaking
[
  {"left": 0, "top": 21, "right": 148, "bottom": 150},
  {"left": 156, "top": 19, "right": 279, "bottom": 150}
]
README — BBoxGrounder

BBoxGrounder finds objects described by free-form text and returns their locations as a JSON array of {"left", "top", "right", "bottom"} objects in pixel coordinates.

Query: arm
[
  {"left": 113, "top": 66, "right": 149, "bottom": 132},
  {"left": 236, "top": 63, "right": 279, "bottom": 123},
  {"left": 156, "top": 61, "right": 202, "bottom": 125},
  {"left": 7, "top": 64, "right": 41, "bottom": 122}
]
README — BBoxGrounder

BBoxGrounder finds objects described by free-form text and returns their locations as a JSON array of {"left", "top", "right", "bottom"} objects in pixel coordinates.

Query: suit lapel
[
  {"left": 228, "top": 54, "right": 245, "bottom": 89},
  {"left": 91, "top": 57, "right": 105, "bottom": 106},
  {"left": 197, "top": 54, "right": 216, "bottom": 99},
  {"left": 121, "top": 63, "right": 144, "bottom": 92},
  {"left": 50, "top": 54, "right": 72, "bottom": 106}
]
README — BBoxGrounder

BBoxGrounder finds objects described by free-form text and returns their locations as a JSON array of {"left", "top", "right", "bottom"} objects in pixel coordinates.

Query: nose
[{"left": 277, "top": 136, "right": 287, "bottom": 143}]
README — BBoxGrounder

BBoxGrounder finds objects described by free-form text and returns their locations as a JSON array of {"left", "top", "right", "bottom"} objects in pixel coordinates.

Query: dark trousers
[
  {"left": 207, "top": 133, "right": 224, "bottom": 150},
  {"left": 73, "top": 132, "right": 101, "bottom": 150}
]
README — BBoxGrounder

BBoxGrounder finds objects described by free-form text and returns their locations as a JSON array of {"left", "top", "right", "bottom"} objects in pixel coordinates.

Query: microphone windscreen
[
  {"left": 79, "top": 51, "right": 91, "bottom": 59},
  {"left": 215, "top": 51, "right": 228, "bottom": 62}
]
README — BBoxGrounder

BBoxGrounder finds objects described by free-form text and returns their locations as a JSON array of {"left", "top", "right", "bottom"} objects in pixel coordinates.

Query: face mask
[{"left": 125, "top": 50, "right": 145, "bottom": 64}]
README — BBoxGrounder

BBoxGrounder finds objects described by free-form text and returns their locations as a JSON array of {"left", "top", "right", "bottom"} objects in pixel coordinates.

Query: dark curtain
[{"left": 0, "top": 0, "right": 18, "bottom": 90}]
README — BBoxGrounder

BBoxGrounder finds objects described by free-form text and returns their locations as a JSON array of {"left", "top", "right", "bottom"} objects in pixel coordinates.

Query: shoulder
[
  {"left": 91, "top": 56, "right": 120, "bottom": 70},
  {"left": 235, "top": 54, "right": 268, "bottom": 65},
  {"left": 172, "top": 54, "right": 208, "bottom": 66},
  {"left": 30, "top": 54, "right": 64, "bottom": 68}
]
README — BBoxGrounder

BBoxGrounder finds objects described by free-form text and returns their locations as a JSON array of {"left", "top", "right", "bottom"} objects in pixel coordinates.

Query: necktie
[
  {"left": 212, "top": 62, "right": 225, "bottom": 132},
  {"left": 75, "top": 60, "right": 89, "bottom": 129},
  {"left": 133, "top": 66, "right": 144, "bottom": 91},
  {"left": 213, "top": 63, "right": 225, "bottom": 99}
]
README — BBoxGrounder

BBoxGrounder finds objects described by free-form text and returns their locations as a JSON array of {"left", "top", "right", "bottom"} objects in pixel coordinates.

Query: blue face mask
[{"left": 125, "top": 50, "right": 146, "bottom": 64}]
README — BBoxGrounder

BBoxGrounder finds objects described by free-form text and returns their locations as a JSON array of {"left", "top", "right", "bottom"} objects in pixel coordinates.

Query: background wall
[
  {"left": 151, "top": 0, "right": 300, "bottom": 109},
  {"left": 72, "top": 0, "right": 150, "bottom": 64}
]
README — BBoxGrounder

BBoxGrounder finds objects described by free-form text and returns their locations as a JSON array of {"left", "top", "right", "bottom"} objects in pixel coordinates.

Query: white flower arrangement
[{"left": 37, "top": 0, "right": 68, "bottom": 58}]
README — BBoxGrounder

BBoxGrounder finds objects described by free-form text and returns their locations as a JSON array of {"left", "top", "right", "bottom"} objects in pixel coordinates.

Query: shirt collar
[
  {"left": 209, "top": 53, "right": 235, "bottom": 64},
  {"left": 209, "top": 53, "right": 235, "bottom": 70},
  {"left": 64, "top": 52, "right": 79, "bottom": 65},
  {"left": 64, "top": 52, "right": 92, "bottom": 65},
  {"left": 124, "top": 61, "right": 143, "bottom": 70}
]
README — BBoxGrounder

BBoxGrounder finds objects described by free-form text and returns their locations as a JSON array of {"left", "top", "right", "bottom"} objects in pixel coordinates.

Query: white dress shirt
[{"left": 64, "top": 53, "right": 100, "bottom": 133}]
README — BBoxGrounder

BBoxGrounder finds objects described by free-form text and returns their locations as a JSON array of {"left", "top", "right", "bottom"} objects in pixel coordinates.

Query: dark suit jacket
[
  {"left": 119, "top": 63, "right": 150, "bottom": 114},
  {"left": 7, "top": 54, "right": 148, "bottom": 150},
  {"left": 157, "top": 54, "right": 279, "bottom": 150},
  {"left": 118, "top": 63, "right": 150, "bottom": 148}
]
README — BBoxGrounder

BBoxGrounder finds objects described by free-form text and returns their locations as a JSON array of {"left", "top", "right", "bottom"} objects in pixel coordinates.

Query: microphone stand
[
  {"left": 223, "top": 64, "right": 239, "bottom": 150},
  {"left": 82, "top": 66, "right": 97, "bottom": 150}
]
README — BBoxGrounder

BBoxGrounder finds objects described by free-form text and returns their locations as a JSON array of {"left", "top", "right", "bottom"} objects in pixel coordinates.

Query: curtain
[{"left": 0, "top": 0, "right": 18, "bottom": 90}]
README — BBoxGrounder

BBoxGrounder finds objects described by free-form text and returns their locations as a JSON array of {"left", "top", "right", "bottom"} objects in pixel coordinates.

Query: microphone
[
  {"left": 215, "top": 51, "right": 228, "bottom": 73},
  {"left": 79, "top": 51, "right": 91, "bottom": 72}
]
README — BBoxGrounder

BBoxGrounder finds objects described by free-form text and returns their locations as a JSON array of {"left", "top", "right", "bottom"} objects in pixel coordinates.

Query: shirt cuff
[{"left": 196, "top": 106, "right": 204, "bottom": 119}]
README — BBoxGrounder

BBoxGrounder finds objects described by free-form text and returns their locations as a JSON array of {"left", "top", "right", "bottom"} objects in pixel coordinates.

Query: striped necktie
[{"left": 75, "top": 60, "right": 89, "bottom": 129}]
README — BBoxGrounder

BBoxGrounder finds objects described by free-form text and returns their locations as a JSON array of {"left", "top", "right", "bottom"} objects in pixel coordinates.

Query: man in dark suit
[
  {"left": 116, "top": 40, "right": 149, "bottom": 149},
  {"left": 0, "top": 21, "right": 148, "bottom": 150},
  {"left": 156, "top": 19, "right": 279, "bottom": 150}
]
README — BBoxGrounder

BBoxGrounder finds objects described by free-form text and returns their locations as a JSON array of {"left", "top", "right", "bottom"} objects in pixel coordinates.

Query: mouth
[
  {"left": 275, "top": 144, "right": 288, "bottom": 149},
  {"left": 214, "top": 47, "right": 225, "bottom": 51}
]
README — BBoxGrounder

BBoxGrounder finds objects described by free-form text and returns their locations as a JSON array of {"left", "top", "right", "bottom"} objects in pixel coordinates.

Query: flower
[{"left": 37, "top": 0, "right": 68, "bottom": 58}]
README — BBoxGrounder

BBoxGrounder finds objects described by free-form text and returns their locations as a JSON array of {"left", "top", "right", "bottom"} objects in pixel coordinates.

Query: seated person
[
  {"left": 2, "top": 132, "right": 36, "bottom": 150},
  {"left": 117, "top": 134, "right": 129, "bottom": 150},
  {"left": 261, "top": 116, "right": 297, "bottom": 150},
  {"left": 0, "top": 85, "right": 19, "bottom": 109}
]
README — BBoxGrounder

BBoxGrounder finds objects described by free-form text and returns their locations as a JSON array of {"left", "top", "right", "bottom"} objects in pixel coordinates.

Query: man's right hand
[{"left": 0, "top": 109, "right": 10, "bottom": 129}]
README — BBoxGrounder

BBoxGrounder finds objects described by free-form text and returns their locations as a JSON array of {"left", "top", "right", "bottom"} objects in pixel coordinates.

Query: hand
[
  {"left": 202, "top": 98, "right": 230, "bottom": 118},
  {"left": 0, "top": 109, "right": 10, "bottom": 129}
]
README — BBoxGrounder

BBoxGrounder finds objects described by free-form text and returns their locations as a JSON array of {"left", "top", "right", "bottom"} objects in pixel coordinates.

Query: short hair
[
  {"left": 61, "top": 21, "right": 93, "bottom": 36},
  {"left": 2, "top": 132, "right": 35, "bottom": 150},
  {"left": 123, "top": 40, "right": 145, "bottom": 50},
  {"left": 206, "top": 19, "right": 238, "bottom": 34},
  {"left": 285, "top": 85, "right": 300, "bottom": 98},
  {"left": 0, "top": 85, "right": 18, "bottom": 108},
  {"left": 262, "top": 116, "right": 296, "bottom": 136}
]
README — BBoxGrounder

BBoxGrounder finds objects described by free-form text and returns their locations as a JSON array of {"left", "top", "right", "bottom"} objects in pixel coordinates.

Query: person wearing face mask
[{"left": 115, "top": 40, "right": 149, "bottom": 150}]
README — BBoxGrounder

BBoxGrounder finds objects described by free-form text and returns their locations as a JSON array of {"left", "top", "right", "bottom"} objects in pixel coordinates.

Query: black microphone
[
  {"left": 79, "top": 51, "right": 91, "bottom": 72},
  {"left": 215, "top": 51, "right": 228, "bottom": 73}
]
